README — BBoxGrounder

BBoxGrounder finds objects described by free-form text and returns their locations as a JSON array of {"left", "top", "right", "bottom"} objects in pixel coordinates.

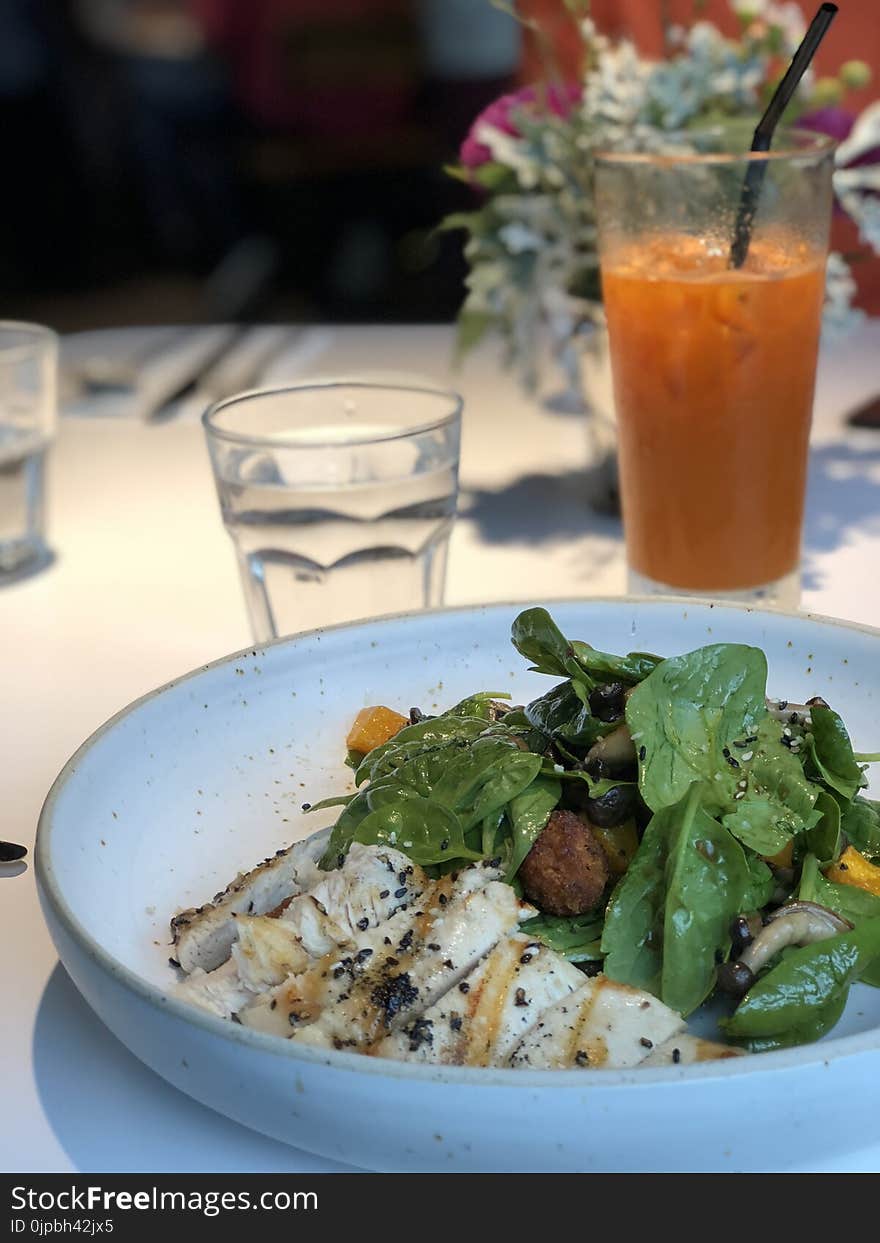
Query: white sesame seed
[
  {"left": 741, "top": 751, "right": 754, "bottom": 762},
  {"left": 783, "top": 728, "right": 792, "bottom": 738},
  {"left": 734, "top": 790, "right": 745, "bottom": 800}
]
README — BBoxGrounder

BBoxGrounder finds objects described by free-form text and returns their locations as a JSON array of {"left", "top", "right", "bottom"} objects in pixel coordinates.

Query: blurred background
[{"left": 4, "top": 0, "right": 880, "bottom": 333}]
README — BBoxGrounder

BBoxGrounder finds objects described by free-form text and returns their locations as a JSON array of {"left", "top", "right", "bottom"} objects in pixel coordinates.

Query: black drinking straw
[{"left": 729, "top": 2, "right": 838, "bottom": 269}]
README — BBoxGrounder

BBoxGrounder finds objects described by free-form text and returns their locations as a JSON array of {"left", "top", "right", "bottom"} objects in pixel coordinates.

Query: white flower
[
  {"left": 836, "top": 101, "right": 880, "bottom": 167},
  {"left": 822, "top": 252, "right": 865, "bottom": 341},
  {"left": 498, "top": 222, "right": 543, "bottom": 254},
  {"left": 474, "top": 123, "right": 540, "bottom": 189}
]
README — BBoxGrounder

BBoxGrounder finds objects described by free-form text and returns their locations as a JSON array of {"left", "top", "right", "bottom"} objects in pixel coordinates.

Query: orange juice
[{"left": 602, "top": 234, "right": 826, "bottom": 591}]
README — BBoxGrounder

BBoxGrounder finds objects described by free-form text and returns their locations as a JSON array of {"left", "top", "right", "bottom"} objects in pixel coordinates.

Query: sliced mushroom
[
  {"left": 717, "top": 901, "right": 853, "bottom": 997},
  {"left": 585, "top": 722, "right": 636, "bottom": 770}
]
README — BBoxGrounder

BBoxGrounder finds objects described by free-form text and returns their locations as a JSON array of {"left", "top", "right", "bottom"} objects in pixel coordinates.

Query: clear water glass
[
  {"left": 203, "top": 382, "right": 463, "bottom": 642},
  {"left": 0, "top": 322, "right": 57, "bottom": 579}
]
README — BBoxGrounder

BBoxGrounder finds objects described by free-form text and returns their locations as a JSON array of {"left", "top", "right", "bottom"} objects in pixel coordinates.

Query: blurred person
[
  {"left": 0, "top": 1, "right": 91, "bottom": 294},
  {"left": 74, "top": 0, "right": 242, "bottom": 268}
]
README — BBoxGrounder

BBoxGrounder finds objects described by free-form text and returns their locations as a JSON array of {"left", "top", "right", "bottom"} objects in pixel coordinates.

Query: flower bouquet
[{"left": 444, "top": 0, "right": 880, "bottom": 504}]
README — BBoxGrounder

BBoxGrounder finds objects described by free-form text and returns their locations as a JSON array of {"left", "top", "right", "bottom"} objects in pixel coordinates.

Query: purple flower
[
  {"left": 798, "top": 106, "right": 855, "bottom": 144},
  {"left": 460, "top": 83, "right": 583, "bottom": 170},
  {"left": 800, "top": 105, "right": 880, "bottom": 170}
]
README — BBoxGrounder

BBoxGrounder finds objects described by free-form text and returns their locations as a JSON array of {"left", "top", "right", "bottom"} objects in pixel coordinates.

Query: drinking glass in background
[
  {"left": 595, "top": 128, "right": 835, "bottom": 607},
  {"left": 203, "top": 382, "right": 462, "bottom": 642},
  {"left": 0, "top": 322, "right": 57, "bottom": 579}
]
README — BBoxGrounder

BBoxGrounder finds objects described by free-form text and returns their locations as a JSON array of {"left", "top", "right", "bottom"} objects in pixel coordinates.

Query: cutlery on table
[
  {"left": 60, "top": 327, "right": 185, "bottom": 402},
  {"left": 195, "top": 327, "right": 295, "bottom": 403},
  {"left": 140, "top": 325, "right": 247, "bottom": 423}
]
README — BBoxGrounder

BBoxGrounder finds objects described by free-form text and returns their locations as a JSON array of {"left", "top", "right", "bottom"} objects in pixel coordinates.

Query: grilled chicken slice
[
  {"left": 239, "top": 863, "right": 527, "bottom": 1044},
  {"left": 277, "top": 843, "right": 429, "bottom": 957},
  {"left": 639, "top": 1033, "right": 745, "bottom": 1066},
  {"left": 374, "top": 933, "right": 584, "bottom": 1066},
  {"left": 173, "top": 959, "right": 254, "bottom": 1020},
  {"left": 170, "top": 826, "right": 331, "bottom": 973},
  {"left": 508, "top": 975, "right": 685, "bottom": 1069}
]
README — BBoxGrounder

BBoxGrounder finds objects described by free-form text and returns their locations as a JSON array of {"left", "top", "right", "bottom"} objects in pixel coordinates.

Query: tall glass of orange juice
[{"left": 595, "top": 128, "right": 835, "bottom": 605}]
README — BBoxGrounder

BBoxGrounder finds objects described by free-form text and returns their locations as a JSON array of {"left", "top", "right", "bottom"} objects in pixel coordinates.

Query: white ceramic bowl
[{"left": 36, "top": 599, "right": 880, "bottom": 1172}]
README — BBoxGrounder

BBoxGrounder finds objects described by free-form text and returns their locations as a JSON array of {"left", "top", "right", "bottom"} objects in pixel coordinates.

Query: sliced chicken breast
[
  {"left": 239, "top": 862, "right": 526, "bottom": 1044},
  {"left": 173, "top": 959, "right": 254, "bottom": 1020},
  {"left": 277, "top": 843, "right": 429, "bottom": 958},
  {"left": 374, "top": 933, "right": 584, "bottom": 1066},
  {"left": 508, "top": 975, "right": 685, "bottom": 1069},
  {"left": 640, "top": 1033, "right": 745, "bottom": 1066},
  {"left": 170, "top": 826, "right": 331, "bottom": 974}
]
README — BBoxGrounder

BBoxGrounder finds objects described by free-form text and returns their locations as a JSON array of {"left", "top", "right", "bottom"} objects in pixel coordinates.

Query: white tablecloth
[{"left": 5, "top": 321, "right": 880, "bottom": 1173}]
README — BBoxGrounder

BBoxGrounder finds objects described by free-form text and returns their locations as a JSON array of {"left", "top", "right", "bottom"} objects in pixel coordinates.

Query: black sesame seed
[
  {"left": 370, "top": 972, "right": 419, "bottom": 1024},
  {"left": 640, "top": 1037, "right": 653, "bottom": 1049},
  {"left": 337, "top": 854, "right": 345, "bottom": 868},
  {"left": 439, "top": 893, "right": 448, "bottom": 906},
  {"left": 394, "top": 887, "right": 408, "bottom": 899},
  {"left": 301, "top": 802, "right": 311, "bottom": 811},
  {"left": 427, "top": 943, "right": 441, "bottom": 952},
  {"left": 575, "top": 1050, "right": 590, "bottom": 1066},
  {"left": 385, "top": 956, "right": 399, "bottom": 966},
  {"left": 398, "top": 929, "right": 414, "bottom": 952},
  {"left": 638, "top": 745, "right": 647, "bottom": 762},
  {"left": 383, "top": 936, "right": 392, "bottom": 946},
  {"left": 459, "top": 982, "right": 470, "bottom": 994},
  {"left": 519, "top": 952, "right": 533, "bottom": 965},
  {"left": 270, "top": 999, "right": 277, "bottom": 1010},
  {"left": 356, "top": 948, "right": 373, "bottom": 963},
  {"left": 356, "top": 916, "right": 370, "bottom": 931},
  {"left": 439, "top": 839, "right": 450, "bottom": 852},
  {"left": 398, "top": 872, "right": 407, "bottom": 886},
  {"left": 514, "top": 988, "right": 528, "bottom": 1007},
  {"left": 449, "top": 1016, "right": 463, "bottom": 1032},
  {"left": 379, "top": 889, "right": 390, "bottom": 899},
  {"left": 725, "top": 753, "right": 741, "bottom": 768},
  {"left": 672, "top": 1047, "right": 681, "bottom": 1064}
]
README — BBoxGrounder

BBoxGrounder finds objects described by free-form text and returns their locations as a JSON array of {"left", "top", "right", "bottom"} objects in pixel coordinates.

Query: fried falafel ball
[{"left": 519, "top": 809, "right": 610, "bottom": 917}]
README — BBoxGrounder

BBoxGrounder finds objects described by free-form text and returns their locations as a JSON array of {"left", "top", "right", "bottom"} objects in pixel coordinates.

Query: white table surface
[{"left": 5, "top": 321, "right": 880, "bottom": 1174}]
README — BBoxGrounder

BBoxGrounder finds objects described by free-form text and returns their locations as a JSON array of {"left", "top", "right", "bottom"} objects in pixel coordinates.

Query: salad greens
[{"left": 314, "top": 606, "right": 880, "bottom": 1051}]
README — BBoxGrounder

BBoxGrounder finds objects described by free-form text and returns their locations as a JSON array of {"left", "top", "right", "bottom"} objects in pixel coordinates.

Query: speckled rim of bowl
[{"left": 36, "top": 596, "right": 880, "bottom": 1088}]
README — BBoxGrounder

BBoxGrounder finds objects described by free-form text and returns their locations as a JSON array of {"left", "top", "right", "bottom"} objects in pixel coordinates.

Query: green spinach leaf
[
  {"left": 510, "top": 607, "right": 660, "bottom": 685},
  {"left": 519, "top": 911, "right": 606, "bottom": 962},
  {"left": 352, "top": 796, "right": 482, "bottom": 866},
  {"left": 840, "top": 795, "right": 880, "bottom": 860},
  {"left": 805, "top": 791, "right": 842, "bottom": 865},
  {"left": 525, "top": 680, "right": 613, "bottom": 749},
  {"left": 603, "top": 784, "right": 773, "bottom": 1015},
  {"left": 510, "top": 608, "right": 586, "bottom": 681},
  {"left": 354, "top": 714, "right": 490, "bottom": 785},
  {"left": 625, "top": 644, "right": 768, "bottom": 813},
  {"left": 807, "top": 706, "right": 867, "bottom": 802},
  {"left": 722, "top": 917, "right": 880, "bottom": 1039},
  {"left": 739, "top": 991, "right": 848, "bottom": 1052},
  {"left": 504, "top": 776, "right": 561, "bottom": 879}
]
